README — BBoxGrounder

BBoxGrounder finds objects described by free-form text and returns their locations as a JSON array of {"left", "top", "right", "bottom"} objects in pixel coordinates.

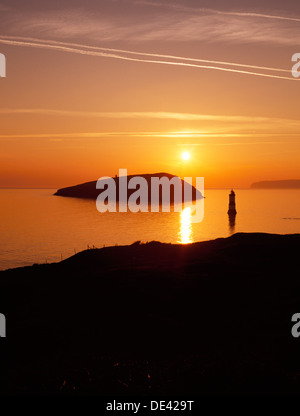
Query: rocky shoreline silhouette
[{"left": 1, "top": 232, "right": 300, "bottom": 395}]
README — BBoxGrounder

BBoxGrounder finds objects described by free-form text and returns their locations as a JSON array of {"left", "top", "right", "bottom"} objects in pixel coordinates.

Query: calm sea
[{"left": 0, "top": 188, "right": 300, "bottom": 270}]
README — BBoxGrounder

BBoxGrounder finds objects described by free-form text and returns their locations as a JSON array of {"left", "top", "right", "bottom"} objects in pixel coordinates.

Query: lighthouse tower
[{"left": 227, "top": 190, "right": 237, "bottom": 215}]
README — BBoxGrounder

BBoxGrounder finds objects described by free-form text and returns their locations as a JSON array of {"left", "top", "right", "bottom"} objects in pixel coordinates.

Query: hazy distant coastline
[{"left": 251, "top": 180, "right": 300, "bottom": 189}]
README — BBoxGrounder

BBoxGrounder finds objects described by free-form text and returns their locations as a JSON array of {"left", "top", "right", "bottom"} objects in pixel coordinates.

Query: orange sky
[{"left": 0, "top": 0, "right": 299, "bottom": 188}]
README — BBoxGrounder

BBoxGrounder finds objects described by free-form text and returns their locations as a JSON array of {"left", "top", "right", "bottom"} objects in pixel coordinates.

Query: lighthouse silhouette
[{"left": 227, "top": 190, "right": 237, "bottom": 215}]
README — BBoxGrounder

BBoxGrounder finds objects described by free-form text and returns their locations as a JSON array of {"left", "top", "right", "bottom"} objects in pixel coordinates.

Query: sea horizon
[{"left": 1, "top": 187, "right": 300, "bottom": 271}]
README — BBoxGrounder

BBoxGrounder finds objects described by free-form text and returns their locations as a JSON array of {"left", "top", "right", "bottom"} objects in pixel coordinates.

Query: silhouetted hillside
[{"left": 1, "top": 233, "right": 300, "bottom": 395}]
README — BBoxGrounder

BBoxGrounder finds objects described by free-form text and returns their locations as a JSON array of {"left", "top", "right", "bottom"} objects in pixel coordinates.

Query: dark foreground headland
[{"left": 1, "top": 232, "right": 300, "bottom": 395}]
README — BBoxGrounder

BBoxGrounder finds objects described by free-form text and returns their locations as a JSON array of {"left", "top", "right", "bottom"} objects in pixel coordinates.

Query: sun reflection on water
[{"left": 178, "top": 206, "right": 193, "bottom": 244}]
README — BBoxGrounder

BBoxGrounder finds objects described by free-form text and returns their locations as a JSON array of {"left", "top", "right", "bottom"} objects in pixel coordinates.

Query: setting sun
[{"left": 182, "top": 152, "right": 191, "bottom": 161}]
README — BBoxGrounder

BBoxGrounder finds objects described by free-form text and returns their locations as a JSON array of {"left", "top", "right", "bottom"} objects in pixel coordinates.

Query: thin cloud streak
[
  {"left": 0, "top": 36, "right": 290, "bottom": 74},
  {"left": 0, "top": 37, "right": 296, "bottom": 81},
  {"left": 0, "top": 132, "right": 299, "bottom": 140},
  {"left": 214, "top": 10, "right": 300, "bottom": 23},
  {"left": 136, "top": 1, "right": 300, "bottom": 23},
  {"left": 2, "top": 108, "right": 300, "bottom": 125},
  {"left": 3, "top": 5, "right": 300, "bottom": 45},
  {"left": 178, "top": 141, "right": 300, "bottom": 146}
]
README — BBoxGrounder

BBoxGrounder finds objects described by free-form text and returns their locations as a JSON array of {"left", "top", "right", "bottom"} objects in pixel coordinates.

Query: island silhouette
[{"left": 54, "top": 172, "right": 203, "bottom": 205}]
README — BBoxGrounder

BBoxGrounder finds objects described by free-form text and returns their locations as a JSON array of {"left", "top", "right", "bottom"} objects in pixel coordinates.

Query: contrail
[
  {"left": 205, "top": 8, "right": 300, "bottom": 23},
  {"left": 0, "top": 35, "right": 290, "bottom": 74},
  {"left": 135, "top": 1, "right": 300, "bottom": 23},
  {"left": 0, "top": 36, "right": 296, "bottom": 81}
]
